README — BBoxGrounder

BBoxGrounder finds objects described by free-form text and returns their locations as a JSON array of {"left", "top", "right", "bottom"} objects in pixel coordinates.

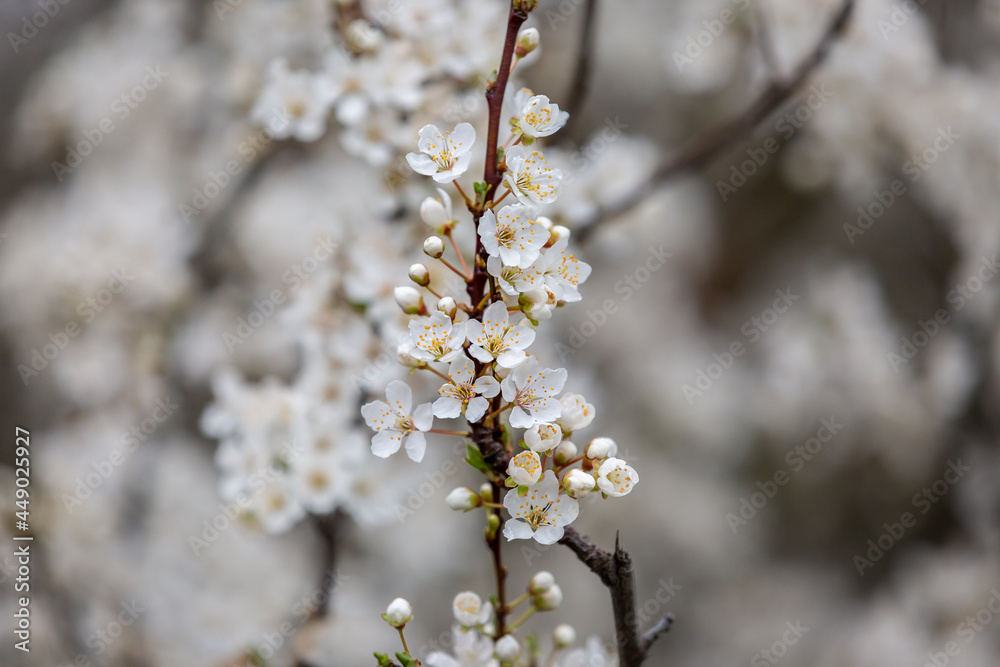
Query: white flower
[
  {"left": 487, "top": 255, "right": 544, "bottom": 296},
  {"left": 596, "top": 458, "right": 639, "bottom": 497},
  {"left": 585, "top": 437, "right": 617, "bottom": 460},
  {"left": 514, "top": 89, "right": 569, "bottom": 138},
  {"left": 520, "top": 286, "right": 557, "bottom": 322},
  {"left": 563, "top": 469, "right": 597, "bottom": 499},
  {"left": 421, "top": 188, "right": 455, "bottom": 230},
  {"left": 553, "top": 624, "right": 576, "bottom": 648},
  {"left": 453, "top": 591, "right": 493, "bottom": 627},
  {"left": 406, "top": 123, "right": 477, "bottom": 183},
  {"left": 466, "top": 301, "right": 535, "bottom": 368},
  {"left": 409, "top": 312, "right": 466, "bottom": 363},
  {"left": 502, "top": 470, "right": 579, "bottom": 544},
  {"left": 524, "top": 423, "right": 562, "bottom": 452},
  {"left": 508, "top": 450, "right": 542, "bottom": 486},
  {"left": 361, "top": 381, "right": 433, "bottom": 462},
  {"left": 433, "top": 355, "right": 501, "bottom": 422},
  {"left": 383, "top": 597, "right": 413, "bottom": 628},
  {"left": 495, "top": 635, "right": 521, "bottom": 662},
  {"left": 425, "top": 625, "right": 495, "bottom": 667},
  {"left": 556, "top": 394, "right": 595, "bottom": 432},
  {"left": 503, "top": 146, "right": 562, "bottom": 206},
  {"left": 542, "top": 239, "right": 592, "bottom": 303},
  {"left": 446, "top": 487, "right": 481, "bottom": 511},
  {"left": 251, "top": 58, "right": 336, "bottom": 142},
  {"left": 480, "top": 204, "right": 547, "bottom": 268},
  {"left": 535, "top": 583, "right": 563, "bottom": 611},
  {"left": 556, "top": 637, "right": 616, "bottom": 667},
  {"left": 500, "top": 358, "right": 567, "bottom": 429},
  {"left": 529, "top": 571, "right": 555, "bottom": 593}
]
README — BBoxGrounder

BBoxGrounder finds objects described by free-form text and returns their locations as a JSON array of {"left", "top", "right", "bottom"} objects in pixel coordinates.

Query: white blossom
[
  {"left": 466, "top": 300, "right": 535, "bottom": 368},
  {"left": 409, "top": 311, "right": 466, "bottom": 363},
  {"left": 524, "top": 423, "right": 562, "bottom": 452},
  {"left": 507, "top": 450, "right": 542, "bottom": 486},
  {"left": 503, "top": 146, "right": 562, "bottom": 206},
  {"left": 453, "top": 591, "right": 493, "bottom": 627},
  {"left": 502, "top": 470, "right": 579, "bottom": 544},
  {"left": 500, "top": 358, "right": 567, "bottom": 429},
  {"left": 361, "top": 381, "right": 434, "bottom": 462},
  {"left": 596, "top": 458, "right": 639, "bottom": 497},
  {"left": 406, "top": 123, "right": 477, "bottom": 183},
  {"left": 251, "top": 58, "right": 337, "bottom": 142},
  {"left": 487, "top": 255, "right": 544, "bottom": 296},
  {"left": 480, "top": 204, "right": 547, "bottom": 268},
  {"left": 542, "top": 238, "right": 592, "bottom": 303},
  {"left": 513, "top": 88, "right": 569, "bottom": 138},
  {"left": 433, "top": 355, "right": 501, "bottom": 422},
  {"left": 556, "top": 394, "right": 595, "bottom": 432}
]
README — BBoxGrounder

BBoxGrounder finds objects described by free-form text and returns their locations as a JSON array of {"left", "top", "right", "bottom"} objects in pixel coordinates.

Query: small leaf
[
  {"left": 465, "top": 442, "right": 491, "bottom": 474},
  {"left": 396, "top": 651, "right": 418, "bottom": 667}
]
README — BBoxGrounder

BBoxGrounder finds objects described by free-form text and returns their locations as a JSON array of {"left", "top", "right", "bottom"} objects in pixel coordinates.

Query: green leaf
[
  {"left": 374, "top": 653, "right": 393, "bottom": 667},
  {"left": 465, "top": 442, "right": 491, "bottom": 475},
  {"left": 396, "top": 652, "right": 418, "bottom": 667},
  {"left": 473, "top": 181, "right": 489, "bottom": 195}
]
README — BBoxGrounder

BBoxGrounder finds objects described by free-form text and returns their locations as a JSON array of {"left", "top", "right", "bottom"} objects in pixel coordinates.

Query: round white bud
[
  {"left": 553, "top": 440, "right": 577, "bottom": 465},
  {"left": 529, "top": 570, "right": 555, "bottom": 594},
  {"left": 409, "top": 263, "right": 430, "bottom": 287},
  {"left": 535, "top": 584, "right": 563, "bottom": 611},
  {"left": 423, "top": 236, "right": 445, "bottom": 258},
  {"left": 586, "top": 437, "right": 618, "bottom": 460},
  {"left": 437, "top": 296, "right": 458, "bottom": 319},
  {"left": 382, "top": 598, "right": 413, "bottom": 628},
  {"left": 515, "top": 27, "right": 540, "bottom": 58},
  {"left": 563, "top": 469, "right": 597, "bottom": 499},
  {"left": 495, "top": 635, "right": 521, "bottom": 662},
  {"left": 553, "top": 624, "right": 576, "bottom": 648},
  {"left": 445, "top": 487, "right": 481, "bottom": 511},
  {"left": 394, "top": 286, "right": 425, "bottom": 315}
]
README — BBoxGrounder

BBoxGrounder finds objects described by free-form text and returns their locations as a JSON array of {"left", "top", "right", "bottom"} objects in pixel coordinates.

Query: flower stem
[
  {"left": 428, "top": 428, "right": 471, "bottom": 436},
  {"left": 506, "top": 605, "right": 536, "bottom": 633},
  {"left": 453, "top": 179, "right": 473, "bottom": 209},
  {"left": 420, "top": 365, "right": 451, "bottom": 382},
  {"left": 437, "top": 255, "right": 471, "bottom": 282},
  {"left": 507, "top": 591, "right": 531, "bottom": 610},
  {"left": 444, "top": 228, "right": 472, "bottom": 279},
  {"left": 491, "top": 189, "right": 511, "bottom": 208},
  {"left": 397, "top": 628, "right": 412, "bottom": 656}
]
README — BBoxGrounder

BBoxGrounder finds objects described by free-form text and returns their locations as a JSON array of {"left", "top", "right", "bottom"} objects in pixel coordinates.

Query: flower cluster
[{"left": 364, "top": 19, "right": 636, "bottom": 666}]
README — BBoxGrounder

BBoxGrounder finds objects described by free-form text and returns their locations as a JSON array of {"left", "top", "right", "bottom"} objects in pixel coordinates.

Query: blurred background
[{"left": 2, "top": 0, "right": 1000, "bottom": 665}]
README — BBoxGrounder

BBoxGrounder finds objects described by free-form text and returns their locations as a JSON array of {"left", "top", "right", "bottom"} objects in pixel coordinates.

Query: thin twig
[
  {"left": 561, "top": 0, "right": 599, "bottom": 130},
  {"left": 577, "top": 0, "right": 855, "bottom": 243}
]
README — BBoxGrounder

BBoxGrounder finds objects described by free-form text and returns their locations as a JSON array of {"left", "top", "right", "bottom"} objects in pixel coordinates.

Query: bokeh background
[{"left": 2, "top": 0, "right": 1000, "bottom": 665}]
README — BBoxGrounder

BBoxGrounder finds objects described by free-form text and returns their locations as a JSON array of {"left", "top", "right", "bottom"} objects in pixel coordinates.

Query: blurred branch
[
  {"left": 560, "top": 0, "right": 599, "bottom": 130},
  {"left": 558, "top": 528, "right": 671, "bottom": 666},
  {"left": 577, "top": 0, "right": 855, "bottom": 243}
]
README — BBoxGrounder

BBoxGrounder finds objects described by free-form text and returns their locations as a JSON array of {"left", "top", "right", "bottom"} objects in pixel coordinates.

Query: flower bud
[
  {"left": 586, "top": 437, "right": 617, "bottom": 460},
  {"left": 535, "top": 583, "right": 562, "bottom": 611},
  {"left": 514, "top": 27, "right": 539, "bottom": 58},
  {"left": 382, "top": 598, "right": 413, "bottom": 628},
  {"left": 563, "top": 469, "right": 597, "bottom": 498},
  {"left": 409, "top": 263, "right": 431, "bottom": 287},
  {"left": 553, "top": 440, "right": 577, "bottom": 465},
  {"left": 529, "top": 570, "right": 555, "bottom": 594},
  {"left": 546, "top": 225, "right": 571, "bottom": 248},
  {"left": 496, "top": 635, "right": 521, "bottom": 662},
  {"left": 445, "top": 487, "right": 481, "bottom": 511},
  {"left": 394, "top": 286, "right": 425, "bottom": 315},
  {"left": 397, "top": 342, "right": 421, "bottom": 368},
  {"left": 437, "top": 296, "right": 458, "bottom": 319},
  {"left": 486, "top": 513, "right": 501, "bottom": 539},
  {"left": 423, "top": 236, "right": 445, "bottom": 258},
  {"left": 553, "top": 624, "right": 576, "bottom": 648},
  {"left": 536, "top": 215, "right": 554, "bottom": 231},
  {"left": 479, "top": 482, "right": 494, "bottom": 503},
  {"left": 557, "top": 394, "right": 595, "bottom": 433},
  {"left": 420, "top": 193, "right": 452, "bottom": 228},
  {"left": 524, "top": 423, "right": 562, "bottom": 453}
]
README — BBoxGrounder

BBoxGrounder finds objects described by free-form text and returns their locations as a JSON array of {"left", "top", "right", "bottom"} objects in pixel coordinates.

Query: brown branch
[
  {"left": 558, "top": 528, "right": 669, "bottom": 666},
  {"left": 484, "top": 3, "right": 529, "bottom": 194},
  {"left": 577, "top": 0, "right": 854, "bottom": 243}
]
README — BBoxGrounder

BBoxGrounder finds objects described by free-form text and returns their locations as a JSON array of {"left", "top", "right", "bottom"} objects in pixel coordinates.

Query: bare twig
[
  {"left": 557, "top": 528, "right": 669, "bottom": 666},
  {"left": 561, "top": 0, "right": 599, "bottom": 130},
  {"left": 577, "top": 0, "right": 854, "bottom": 243}
]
